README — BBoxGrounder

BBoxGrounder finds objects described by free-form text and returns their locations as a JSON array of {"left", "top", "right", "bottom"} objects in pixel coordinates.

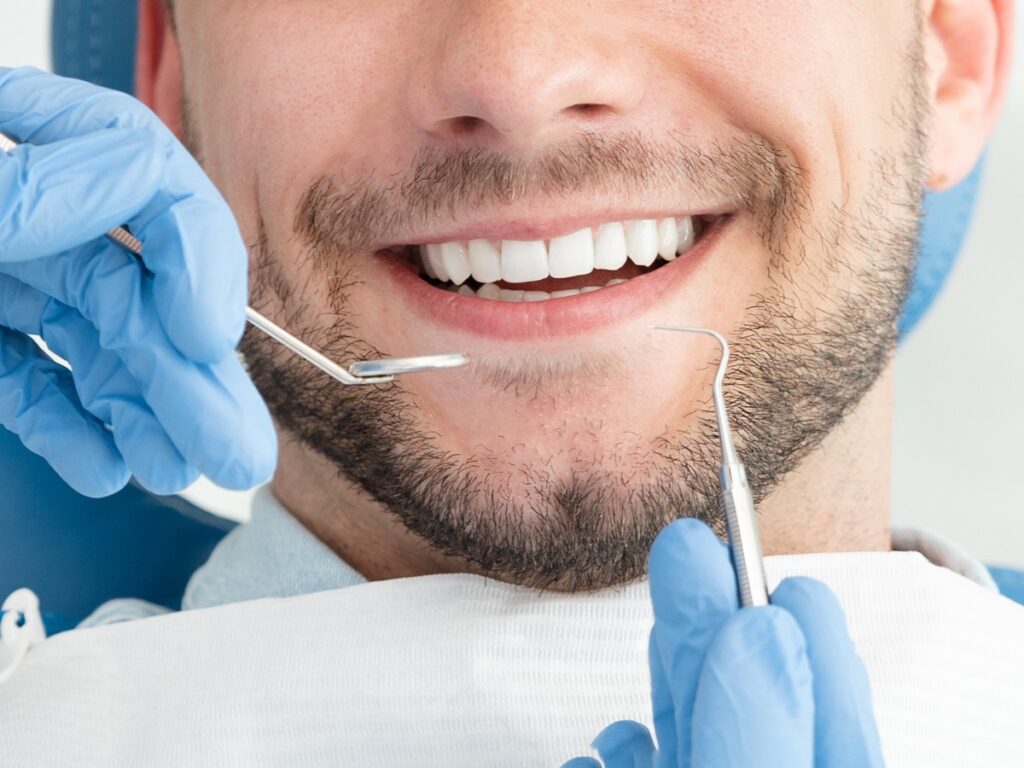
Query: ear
[
  {"left": 135, "top": 0, "right": 185, "bottom": 140},
  {"left": 922, "top": 0, "right": 1015, "bottom": 191}
]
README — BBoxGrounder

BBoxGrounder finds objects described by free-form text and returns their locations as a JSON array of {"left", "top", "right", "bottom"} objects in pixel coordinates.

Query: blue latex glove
[
  {"left": 0, "top": 67, "right": 276, "bottom": 497},
  {"left": 564, "top": 520, "right": 886, "bottom": 768}
]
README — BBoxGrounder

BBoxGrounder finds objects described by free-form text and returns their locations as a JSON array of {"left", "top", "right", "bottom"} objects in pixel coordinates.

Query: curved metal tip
[
  {"left": 650, "top": 324, "right": 738, "bottom": 465},
  {"left": 650, "top": 324, "right": 729, "bottom": 388},
  {"left": 650, "top": 325, "right": 728, "bottom": 350}
]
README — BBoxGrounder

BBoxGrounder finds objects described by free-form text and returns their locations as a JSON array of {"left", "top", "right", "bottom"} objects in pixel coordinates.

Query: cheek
[
  {"left": 646, "top": 1, "right": 919, "bottom": 193},
  {"left": 180, "top": 3, "right": 416, "bottom": 243}
]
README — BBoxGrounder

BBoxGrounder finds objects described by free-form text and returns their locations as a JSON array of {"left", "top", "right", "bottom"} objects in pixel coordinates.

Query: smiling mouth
[{"left": 382, "top": 214, "right": 722, "bottom": 302}]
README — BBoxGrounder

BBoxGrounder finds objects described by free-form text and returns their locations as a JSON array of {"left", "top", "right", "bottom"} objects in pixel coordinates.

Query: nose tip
[{"left": 408, "top": 6, "right": 646, "bottom": 147}]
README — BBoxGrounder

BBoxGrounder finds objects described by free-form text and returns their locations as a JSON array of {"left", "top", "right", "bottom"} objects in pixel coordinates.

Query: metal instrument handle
[{"left": 721, "top": 463, "right": 770, "bottom": 607}]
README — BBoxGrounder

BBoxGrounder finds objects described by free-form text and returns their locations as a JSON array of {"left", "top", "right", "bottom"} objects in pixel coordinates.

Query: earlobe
[
  {"left": 135, "top": 0, "right": 186, "bottom": 140},
  {"left": 923, "top": 0, "right": 1015, "bottom": 191}
]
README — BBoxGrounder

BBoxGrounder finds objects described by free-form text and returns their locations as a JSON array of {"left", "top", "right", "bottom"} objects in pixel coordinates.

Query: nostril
[
  {"left": 567, "top": 103, "right": 611, "bottom": 118},
  {"left": 449, "top": 115, "right": 487, "bottom": 135}
]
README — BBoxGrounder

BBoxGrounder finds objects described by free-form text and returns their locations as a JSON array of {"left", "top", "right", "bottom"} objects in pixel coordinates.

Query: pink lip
[{"left": 375, "top": 217, "right": 730, "bottom": 340}]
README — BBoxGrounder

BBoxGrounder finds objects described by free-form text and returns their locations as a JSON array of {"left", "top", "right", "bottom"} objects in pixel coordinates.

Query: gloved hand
[
  {"left": 563, "top": 519, "right": 886, "bottom": 768},
  {"left": 0, "top": 67, "right": 276, "bottom": 497}
]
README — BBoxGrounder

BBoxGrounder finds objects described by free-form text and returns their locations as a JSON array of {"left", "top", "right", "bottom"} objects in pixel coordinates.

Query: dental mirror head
[
  {"left": 243, "top": 307, "right": 469, "bottom": 387},
  {"left": 348, "top": 354, "right": 469, "bottom": 378}
]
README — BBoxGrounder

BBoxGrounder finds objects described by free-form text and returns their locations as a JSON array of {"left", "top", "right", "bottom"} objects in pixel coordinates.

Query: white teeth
[
  {"left": 425, "top": 243, "right": 449, "bottom": 281},
  {"left": 501, "top": 240, "right": 549, "bottom": 284},
  {"left": 441, "top": 242, "right": 472, "bottom": 286},
  {"left": 468, "top": 239, "right": 502, "bottom": 283},
  {"left": 477, "top": 282, "right": 501, "bottom": 300},
  {"left": 593, "top": 221, "right": 629, "bottom": 271},
  {"left": 677, "top": 216, "right": 695, "bottom": 254},
  {"left": 417, "top": 214, "right": 706, "bottom": 288},
  {"left": 657, "top": 217, "right": 679, "bottom": 262},
  {"left": 625, "top": 219, "right": 658, "bottom": 267},
  {"left": 452, "top": 285, "right": 592, "bottom": 302},
  {"left": 421, "top": 251, "right": 438, "bottom": 279},
  {"left": 548, "top": 227, "right": 595, "bottom": 278}
]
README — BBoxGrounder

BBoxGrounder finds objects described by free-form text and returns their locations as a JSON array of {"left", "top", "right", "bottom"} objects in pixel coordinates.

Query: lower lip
[{"left": 376, "top": 217, "right": 730, "bottom": 340}]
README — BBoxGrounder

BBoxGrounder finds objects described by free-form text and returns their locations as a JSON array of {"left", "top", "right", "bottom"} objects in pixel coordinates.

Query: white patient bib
[{"left": 2, "top": 551, "right": 1023, "bottom": 767}]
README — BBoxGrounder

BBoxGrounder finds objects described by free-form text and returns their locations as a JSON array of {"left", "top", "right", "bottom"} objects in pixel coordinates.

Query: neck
[
  {"left": 273, "top": 436, "right": 468, "bottom": 582},
  {"left": 272, "top": 363, "right": 894, "bottom": 582},
  {"left": 756, "top": 363, "right": 893, "bottom": 555}
]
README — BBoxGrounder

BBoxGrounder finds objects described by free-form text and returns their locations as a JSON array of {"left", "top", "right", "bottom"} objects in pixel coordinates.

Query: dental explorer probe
[
  {"left": 652, "top": 325, "right": 770, "bottom": 608},
  {"left": 0, "top": 130, "right": 468, "bottom": 386}
]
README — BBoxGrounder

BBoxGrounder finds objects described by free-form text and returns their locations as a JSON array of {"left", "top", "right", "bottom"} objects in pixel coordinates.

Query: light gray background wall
[{"left": 2, "top": 1, "right": 1021, "bottom": 566}]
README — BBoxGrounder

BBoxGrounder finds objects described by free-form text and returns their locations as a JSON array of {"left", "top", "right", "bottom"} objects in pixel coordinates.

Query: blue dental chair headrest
[{"left": 0, "top": 0, "right": 998, "bottom": 630}]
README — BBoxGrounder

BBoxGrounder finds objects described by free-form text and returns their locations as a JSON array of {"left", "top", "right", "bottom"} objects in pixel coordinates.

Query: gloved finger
[
  {"left": 771, "top": 578, "right": 885, "bottom": 768},
  {"left": 0, "top": 67, "right": 248, "bottom": 362},
  {"left": 128, "top": 146, "right": 250, "bottom": 363},
  {"left": 42, "top": 312, "right": 201, "bottom": 495},
  {"left": 0, "top": 273, "right": 273, "bottom": 490},
  {"left": 0, "top": 128, "right": 162, "bottom": 261},
  {"left": 0, "top": 67, "right": 170, "bottom": 141},
  {"left": 0, "top": 276, "right": 198, "bottom": 494},
  {"left": 561, "top": 758, "right": 603, "bottom": 768},
  {"left": 592, "top": 720, "right": 655, "bottom": 768},
  {"left": 119, "top": 304, "right": 277, "bottom": 490},
  {"left": 647, "top": 519, "right": 738, "bottom": 768},
  {"left": 690, "top": 607, "right": 814, "bottom": 768},
  {"left": 0, "top": 325, "right": 128, "bottom": 497},
  {"left": 2, "top": 215, "right": 239, "bottom": 381}
]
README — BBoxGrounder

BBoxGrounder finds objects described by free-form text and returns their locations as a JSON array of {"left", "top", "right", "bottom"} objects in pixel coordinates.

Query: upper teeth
[{"left": 419, "top": 216, "right": 699, "bottom": 285}]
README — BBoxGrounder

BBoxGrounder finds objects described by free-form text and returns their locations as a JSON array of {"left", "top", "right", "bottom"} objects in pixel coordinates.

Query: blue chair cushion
[
  {"left": 0, "top": 426, "right": 235, "bottom": 628},
  {"left": 51, "top": 0, "right": 139, "bottom": 96},
  {"left": 990, "top": 567, "right": 1024, "bottom": 608}
]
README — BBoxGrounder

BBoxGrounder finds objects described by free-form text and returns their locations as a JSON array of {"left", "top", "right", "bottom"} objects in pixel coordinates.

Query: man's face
[{"left": 173, "top": 0, "right": 923, "bottom": 589}]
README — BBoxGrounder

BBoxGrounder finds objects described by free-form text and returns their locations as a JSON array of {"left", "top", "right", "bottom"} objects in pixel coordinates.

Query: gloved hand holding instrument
[
  {"left": 0, "top": 66, "right": 278, "bottom": 497},
  {"left": 0, "top": 67, "right": 465, "bottom": 498}
]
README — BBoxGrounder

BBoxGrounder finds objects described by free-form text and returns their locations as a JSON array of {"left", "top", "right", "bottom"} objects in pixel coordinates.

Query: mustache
[{"left": 293, "top": 129, "right": 803, "bottom": 255}]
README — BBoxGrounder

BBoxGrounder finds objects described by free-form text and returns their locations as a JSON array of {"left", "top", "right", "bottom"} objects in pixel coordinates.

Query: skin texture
[{"left": 136, "top": 0, "right": 1014, "bottom": 589}]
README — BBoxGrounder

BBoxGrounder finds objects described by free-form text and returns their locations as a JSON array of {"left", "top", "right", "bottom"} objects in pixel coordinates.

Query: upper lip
[{"left": 374, "top": 201, "right": 737, "bottom": 251}]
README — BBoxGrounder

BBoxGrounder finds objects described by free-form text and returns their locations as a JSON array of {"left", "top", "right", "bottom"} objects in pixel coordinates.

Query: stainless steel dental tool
[
  {"left": 652, "top": 325, "right": 770, "bottom": 608},
  {"left": 0, "top": 130, "right": 468, "bottom": 386}
]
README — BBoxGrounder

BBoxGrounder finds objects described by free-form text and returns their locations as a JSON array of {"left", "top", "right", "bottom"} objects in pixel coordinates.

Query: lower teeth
[{"left": 449, "top": 279, "right": 623, "bottom": 302}]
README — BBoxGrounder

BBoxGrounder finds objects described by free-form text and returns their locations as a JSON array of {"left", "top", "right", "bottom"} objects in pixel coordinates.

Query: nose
[{"left": 406, "top": 1, "right": 647, "bottom": 148}]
